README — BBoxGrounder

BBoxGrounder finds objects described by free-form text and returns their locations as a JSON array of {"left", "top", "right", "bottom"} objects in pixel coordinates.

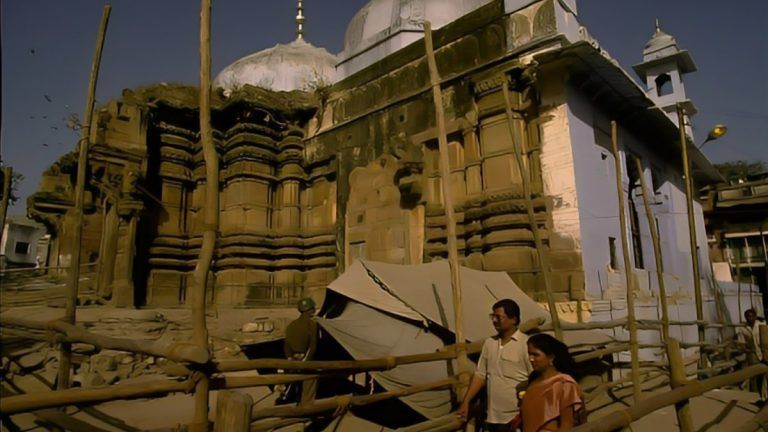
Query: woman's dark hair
[{"left": 527, "top": 333, "right": 578, "bottom": 380}]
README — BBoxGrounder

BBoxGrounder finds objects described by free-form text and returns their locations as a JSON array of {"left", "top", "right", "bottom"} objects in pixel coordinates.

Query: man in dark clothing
[{"left": 284, "top": 297, "right": 319, "bottom": 406}]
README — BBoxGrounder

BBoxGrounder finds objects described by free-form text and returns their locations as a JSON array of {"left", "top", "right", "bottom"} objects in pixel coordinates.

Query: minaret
[
  {"left": 296, "top": 0, "right": 305, "bottom": 41},
  {"left": 633, "top": 20, "right": 698, "bottom": 134}
]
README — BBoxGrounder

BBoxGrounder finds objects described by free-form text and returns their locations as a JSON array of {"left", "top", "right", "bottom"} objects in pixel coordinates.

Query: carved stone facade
[{"left": 29, "top": 0, "right": 717, "bottom": 311}]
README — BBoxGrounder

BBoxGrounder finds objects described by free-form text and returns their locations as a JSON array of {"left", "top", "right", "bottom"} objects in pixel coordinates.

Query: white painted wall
[{"left": 563, "top": 84, "right": 726, "bottom": 351}]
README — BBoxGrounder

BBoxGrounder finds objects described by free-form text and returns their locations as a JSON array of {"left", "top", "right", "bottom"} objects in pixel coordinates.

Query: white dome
[
  {"left": 338, "top": 0, "right": 493, "bottom": 78},
  {"left": 214, "top": 39, "right": 337, "bottom": 94}
]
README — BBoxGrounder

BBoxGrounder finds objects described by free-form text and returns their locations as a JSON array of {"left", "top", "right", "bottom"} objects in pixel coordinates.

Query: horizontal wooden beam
[
  {"left": 573, "top": 364, "right": 768, "bottom": 432},
  {"left": 0, "top": 317, "right": 208, "bottom": 364},
  {"left": 0, "top": 377, "right": 197, "bottom": 415},
  {"left": 251, "top": 377, "right": 456, "bottom": 419},
  {"left": 216, "top": 341, "right": 483, "bottom": 374}
]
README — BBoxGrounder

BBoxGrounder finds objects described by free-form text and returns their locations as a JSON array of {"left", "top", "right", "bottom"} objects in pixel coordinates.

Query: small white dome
[
  {"left": 214, "top": 39, "right": 337, "bottom": 94},
  {"left": 338, "top": 0, "right": 493, "bottom": 78}
]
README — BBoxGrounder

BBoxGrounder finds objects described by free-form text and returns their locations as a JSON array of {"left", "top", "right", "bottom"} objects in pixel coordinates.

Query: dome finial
[
  {"left": 296, "top": 0, "right": 305, "bottom": 41},
  {"left": 655, "top": 18, "right": 661, "bottom": 33}
]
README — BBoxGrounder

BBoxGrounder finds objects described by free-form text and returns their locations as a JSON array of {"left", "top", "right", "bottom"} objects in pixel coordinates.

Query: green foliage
[
  {"left": 713, "top": 160, "right": 767, "bottom": 182},
  {"left": 0, "top": 170, "right": 24, "bottom": 204}
]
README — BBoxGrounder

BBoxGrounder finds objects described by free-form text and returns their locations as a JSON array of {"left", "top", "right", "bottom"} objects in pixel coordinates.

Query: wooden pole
[
  {"left": 422, "top": 21, "right": 469, "bottom": 395},
  {"left": 190, "top": 0, "right": 215, "bottom": 429},
  {"left": 501, "top": 74, "right": 562, "bottom": 340},
  {"left": 216, "top": 341, "right": 483, "bottom": 373},
  {"left": 0, "top": 166, "right": 12, "bottom": 251},
  {"left": 676, "top": 103, "right": 707, "bottom": 372},
  {"left": 732, "top": 403, "right": 768, "bottom": 432},
  {"left": 58, "top": 5, "right": 111, "bottom": 391},
  {"left": 1, "top": 317, "right": 208, "bottom": 363},
  {"left": 213, "top": 391, "right": 252, "bottom": 432},
  {"left": 666, "top": 338, "right": 694, "bottom": 432},
  {"left": 252, "top": 377, "right": 455, "bottom": 419},
  {"left": 609, "top": 121, "right": 641, "bottom": 402},
  {"left": 760, "top": 326, "right": 768, "bottom": 369},
  {"left": 0, "top": 377, "right": 197, "bottom": 415},
  {"left": 710, "top": 266, "right": 726, "bottom": 345},
  {"left": 572, "top": 363, "right": 768, "bottom": 432},
  {"left": 633, "top": 156, "right": 670, "bottom": 342}
]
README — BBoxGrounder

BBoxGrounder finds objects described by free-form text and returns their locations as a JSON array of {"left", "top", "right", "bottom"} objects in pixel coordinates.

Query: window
[
  {"left": 14, "top": 241, "right": 30, "bottom": 255},
  {"left": 655, "top": 73, "right": 673, "bottom": 97},
  {"left": 609, "top": 237, "right": 618, "bottom": 270}
]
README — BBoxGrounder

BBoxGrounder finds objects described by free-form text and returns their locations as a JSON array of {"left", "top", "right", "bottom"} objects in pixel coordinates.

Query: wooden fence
[{"left": 2, "top": 313, "right": 766, "bottom": 431}]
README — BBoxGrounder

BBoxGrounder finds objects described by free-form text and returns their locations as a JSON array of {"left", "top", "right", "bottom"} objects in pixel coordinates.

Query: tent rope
[{"left": 359, "top": 260, "right": 432, "bottom": 328}]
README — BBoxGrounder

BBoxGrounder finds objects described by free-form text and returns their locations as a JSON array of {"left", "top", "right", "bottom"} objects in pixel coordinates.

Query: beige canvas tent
[{"left": 316, "top": 259, "right": 552, "bottom": 419}]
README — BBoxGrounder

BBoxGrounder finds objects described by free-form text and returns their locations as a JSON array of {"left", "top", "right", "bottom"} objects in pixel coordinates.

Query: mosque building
[{"left": 29, "top": 0, "right": 735, "bottom": 352}]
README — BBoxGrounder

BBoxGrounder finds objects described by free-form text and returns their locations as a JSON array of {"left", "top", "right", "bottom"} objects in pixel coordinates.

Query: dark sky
[{"left": 2, "top": 0, "right": 766, "bottom": 214}]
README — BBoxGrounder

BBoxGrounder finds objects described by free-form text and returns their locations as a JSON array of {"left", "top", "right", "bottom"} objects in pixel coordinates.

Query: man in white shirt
[
  {"left": 457, "top": 299, "right": 532, "bottom": 432},
  {"left": 737, "top": 308, "right": 766, "bottom": 400}
]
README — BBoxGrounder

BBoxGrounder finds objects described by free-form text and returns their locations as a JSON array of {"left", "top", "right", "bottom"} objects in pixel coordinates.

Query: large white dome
[
  {"left": 338, "top": 0, "right": 494, "bottom": 79},
  {"left": 214, "top": 39, "right": 337, "bottom": 95}
]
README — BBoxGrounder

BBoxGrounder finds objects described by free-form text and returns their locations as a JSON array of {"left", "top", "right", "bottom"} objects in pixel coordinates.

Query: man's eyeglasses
[{"left": 489, "top": 314, "right": 508, "bottom": 321}]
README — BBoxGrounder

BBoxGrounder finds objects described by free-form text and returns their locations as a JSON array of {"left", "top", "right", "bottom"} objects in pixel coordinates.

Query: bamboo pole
[
  {"left": 633, "top": 156, "right": 670, "bottom": 342},
  {"left": 0, "top": 377, "right": 197, "bottom": 415},
  {"left": 676, "top": 103, "right": 707, "bottom": 371},
  {"left": 732, "top": 404, "right": 768, "bottom": 432},
  {"left": 422, "top": 21, "right": 469, "bottom": 395},
  {"left": 216, "top": 341, "right": 483, "bottom": 373},
  {"left": 213, "top": 374, "right": 322, "bottom": 390},
  {"left": 0, "top": 166, "right": 12, "bottom": 250},
  {"left": 666, "top": 338, "right": 694, "bottom": 432},
  {"left": 572, "top": 344, "right": 630, "bottom": 363},
  {"left": 395, "top": 414, "right": 463, "bottom": 432},
  {"left": 252, "top": 377, "right": 455, "bottom": 419},
  {"left": 251, "top": 418, "right": 308, "bottom": 432},
  {"left": 501, "top": 74, "right": 562, "bottom": 340},
  {"left": 30, "top": 408, "right": 112, "bottom": 432},
  {"left": 609, "top": 120, "right": 641, "bottom": 402},
  {"left": 190, "top": 0, "right": 215, "bottom": 429},
  {"left": 58, "top": 5, "right": 111, "bottom": 391},
  {"left": 1, "top": 317, "right": 208, "bottom": 363},
  {"left": 572, "top": 363, "right": 768, "bottom": 432},
  {"left": 583, "top": 371, "right": 665, "bottom": 403},
  {"left": 213, "top": 391, "right": 252, "bottom": 432},
  {"left": 710, "top": 266, "right": 726, "bottom": 344}
]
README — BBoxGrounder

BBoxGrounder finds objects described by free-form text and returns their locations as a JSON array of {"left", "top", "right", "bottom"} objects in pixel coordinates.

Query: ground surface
[{"left": 1, "top": 274, "right": 764, "bottom": 431}]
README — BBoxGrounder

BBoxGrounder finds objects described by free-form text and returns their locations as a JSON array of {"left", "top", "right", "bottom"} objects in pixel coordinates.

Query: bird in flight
[{"left": 44, "top": 95, "right": 52, "bottom": 102}]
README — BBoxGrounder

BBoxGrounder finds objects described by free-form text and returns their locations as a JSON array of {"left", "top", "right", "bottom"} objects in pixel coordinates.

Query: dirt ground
[{"left": 1, "top": 283, "right": 764, "bottom": 431}]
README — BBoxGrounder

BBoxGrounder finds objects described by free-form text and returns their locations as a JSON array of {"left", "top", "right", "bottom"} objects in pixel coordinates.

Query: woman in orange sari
[{"left": 520, "top": 334, "right": 584, "bottom": 432}]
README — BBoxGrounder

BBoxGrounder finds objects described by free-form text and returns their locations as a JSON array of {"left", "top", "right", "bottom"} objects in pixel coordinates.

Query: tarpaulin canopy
[{"left": 316, "top": 259, "right": 552, "bottom": 418}]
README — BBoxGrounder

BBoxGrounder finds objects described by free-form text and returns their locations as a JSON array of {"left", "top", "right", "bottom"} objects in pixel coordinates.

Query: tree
[
  {"left": 0, "top": 169, "right": 24, "bottom": 204},
  {"left": 713, "top": 160, "right": 767, "bottom": 182}
]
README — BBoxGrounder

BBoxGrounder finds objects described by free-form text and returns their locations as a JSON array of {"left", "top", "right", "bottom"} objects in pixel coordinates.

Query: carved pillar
[
  {"left": 283, "top": 178, "right": 301, "bottom": 230},
  {"left": 463, "top": 127, "right": 482, "bottom": 196},
  {"left": 97, "top": 202, "right": 119, "bottom": 298},
  {"left": 112, "top": 204, "right": 140, "bottom": 307}
]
